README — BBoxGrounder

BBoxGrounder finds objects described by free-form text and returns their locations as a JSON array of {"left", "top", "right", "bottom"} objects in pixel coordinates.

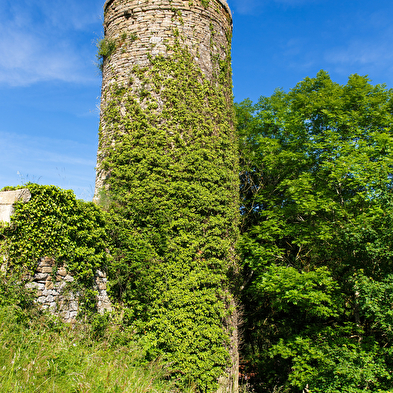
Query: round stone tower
[
  {"left": 95, "top": 0, "right": 233, "bottom": 192},
  {"left": 95, "top": 1, "right": 239, "bottom": 391}
]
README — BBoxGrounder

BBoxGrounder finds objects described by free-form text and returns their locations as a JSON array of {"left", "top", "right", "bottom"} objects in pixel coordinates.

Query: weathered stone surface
[
  {"left": 45, "top": 281, "right": 54, "bottom": 290},
  {"left": 37, "top": 296, "right": 47, "bottom": 304},
  {"left": 40, "top": 257, "right": 54, "bottom": 267},
  {"left": 34, "top": 273, "right": 48, "bottom": 280},
  {"left": 1, "top": 192, "right": 111, "bottom": 323},
  {"left": 25, "top": 258, "right": 112, "bottom": 322},
  {"left": 96, "top": 270, "right": 106, "bottom": 278},
  {"left": 0, "top": 189, "right": 31, "bottom": 223},
  {"left": 94, "top": 0, "right": 233, "bottom": 195},
  {"left": 0, "top": 206, "right": 13, "bottom": 224},
  {"left": 43, "top": 289, "right": 58, "bottom": 296},
  {"left": 0, "top": 189, "right": 31, "bottom": 205},
  {"left": 93, "top": 1, "right": 238, "bottom": 390},
  {"left": 68, "top": 301, "right": 78, "bottom": 311},
  {"left": 57, "top": 267, "right": 67, "bottom": 276},
  {"left": 25, "top": 282, "right": 39, "bottom": 289}
]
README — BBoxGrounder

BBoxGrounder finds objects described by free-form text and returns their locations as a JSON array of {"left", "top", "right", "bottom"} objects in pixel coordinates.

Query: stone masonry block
[
  {"left": 57, "top": 267, "right": 67, "bottom": 276},
  {"left": 34, "top": 273, "right": 48, "bottom": 280},
  {"left": 0, "top": 189, "right": 31, "bottom": 223}
]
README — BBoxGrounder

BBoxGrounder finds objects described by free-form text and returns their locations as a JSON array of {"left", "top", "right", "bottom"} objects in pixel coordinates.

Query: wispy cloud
[
  {"left": 324, "top": 29, "right": 393, "bottom": 82},
  {"left": 39, "top": 0, "right": 103, "bottom": 31},
  {"left": 0, "top": 0, "right": 103, "bottom": 86},
  {"left": 230, "top": 0, "right": 261, "bottom": 15},
  {"left": 0, "top": 30, "right": 87, "bottom": 86},
  {"left": 326, "top": 42, "right": 392, "bottom": 67},
  {"left": 255, "top": 3, "right": 393, "bottom": 86},
  {"left": 0, "top": 130, "right": 96, "bottom": 198},
  {"left": 0, "top": 131, "right": 95, "bottom": 167},
  {"left": 277, "top": 36, "right": 393, "bottom": 84}
]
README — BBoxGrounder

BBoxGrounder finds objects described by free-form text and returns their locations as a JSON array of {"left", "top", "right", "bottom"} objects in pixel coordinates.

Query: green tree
[{"left": 237, "top": 71, "right": 393, "bottom": 392}]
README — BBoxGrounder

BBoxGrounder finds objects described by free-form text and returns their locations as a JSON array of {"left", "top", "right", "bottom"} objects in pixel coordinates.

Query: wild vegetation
[
  {"left": 0, "top": 274, "right": 195, "bottom": 393},
  {"left": 98, "top": 34, "right": 239, "bottom": 391},
  {"left": 237, "top": 71, "right": 393, "bottom": 392},
  {"left": 0, "top": 183, "right": 110, "bottom": 314},
  {"left": 1, "top": 25, "right": 239, "bottom": 393},
  {"left": 2, "top": 57, "right": 393, "bottom": 393}
]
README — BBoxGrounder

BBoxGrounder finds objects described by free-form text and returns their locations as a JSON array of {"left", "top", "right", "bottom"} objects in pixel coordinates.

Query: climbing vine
[
  {"left": 98, "top": 24, "right": 239, "bottom": 391},
  {"left": 0, "top": 184, "right": 110, "bottom": 311},
  {"left": 96, "top": 32, "right": 138, "bottom": 72}
]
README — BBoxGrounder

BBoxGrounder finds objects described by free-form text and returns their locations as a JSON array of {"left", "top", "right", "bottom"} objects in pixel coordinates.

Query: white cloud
[
  {"left": 0, "top": 131, "right": 94, "bottom": 164},
  {"left": 230, "top": 0, "right": 261, "bottom": 14},
  {"left": 0, "top": 31, "right": 87, "bottom": 86},
  {"left": 324, "top": 36, "right": 393, "bottom": 81},
  {"left": 39, "top": 0, "right": 103, "bottom": 31}
]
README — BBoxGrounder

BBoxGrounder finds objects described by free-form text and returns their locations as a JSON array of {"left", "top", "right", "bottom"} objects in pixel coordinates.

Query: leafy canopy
[{"left": 237, "top": 71, "right": 393, "bottom": 392}]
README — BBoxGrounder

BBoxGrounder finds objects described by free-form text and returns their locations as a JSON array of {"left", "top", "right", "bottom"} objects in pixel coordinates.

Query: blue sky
[{"left": 1, "top": 0, "right": 393, "bottom": 200}]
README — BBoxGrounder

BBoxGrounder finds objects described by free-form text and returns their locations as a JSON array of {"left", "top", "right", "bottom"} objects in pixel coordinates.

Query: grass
[
  {"left": 0, "top": 303, "right": 195, "bottom": 393},
  {"left": 0, "top": 275, "right": 253, "bottom": 393}
]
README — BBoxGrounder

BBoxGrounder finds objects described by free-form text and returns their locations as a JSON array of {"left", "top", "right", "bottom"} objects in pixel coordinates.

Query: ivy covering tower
[{"left": 95, "top": 0, "right": 239, "bottom": 391}]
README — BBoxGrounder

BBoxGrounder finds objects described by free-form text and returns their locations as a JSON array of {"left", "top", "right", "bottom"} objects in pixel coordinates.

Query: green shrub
[
  {"left": 96, "top": 37, "right": 117, "bottom": 72},
  {"left": 0, "top": 183, "right": 111, "bottom": 313}
]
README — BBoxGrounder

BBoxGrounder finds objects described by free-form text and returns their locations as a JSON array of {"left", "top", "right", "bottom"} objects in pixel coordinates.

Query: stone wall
[
  {"left": 93, "top": 1, "right": 239, "bottom": 391},
  {"left": 102, "top": 0, "right": 231, "bottom": 85},
  {"left": 0, "top": 189, "right": 112, "bottom": 323},
  {"left": 25, "top": 258, "right": 111, "bottom": 323}
]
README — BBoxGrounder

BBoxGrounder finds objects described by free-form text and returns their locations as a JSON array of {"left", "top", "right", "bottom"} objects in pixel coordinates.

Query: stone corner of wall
[
  {"left": 0, "top": 188, "right": 31, "bottom": 204},
  {"left": 216, "top": 0, "right": 232, "bottom": 18},
  {"left": 0, "top": 188, "right": 31, "bottom": 224}
]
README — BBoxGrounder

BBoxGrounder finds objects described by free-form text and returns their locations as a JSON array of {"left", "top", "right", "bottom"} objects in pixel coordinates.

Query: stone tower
[
  {"left": 95, "top": 0, "right": 239, "bottom": 391},
  {"left": 95, "top": 0, "right": 233, "bottom": 192}
]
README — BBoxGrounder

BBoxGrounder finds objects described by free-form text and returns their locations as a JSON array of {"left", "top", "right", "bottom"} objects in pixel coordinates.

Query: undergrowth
[{"left": 0, "top": 275, "right": 195, "bottom": 393}]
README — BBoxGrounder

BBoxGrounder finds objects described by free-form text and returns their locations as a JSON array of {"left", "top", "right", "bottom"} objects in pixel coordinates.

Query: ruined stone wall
[
  {"left": 102, "top": 0, "right": 231, "bottom": 83},
  {"left": 0, "top": 189, "right": 111, "bottom": 323},
  {"left": 95, "top": 0, "right": 233, "bottom": 192},
  {"left": 0, "top": 189, "right": 31, "bottom": 224},
  {"left": 25, "top": 258, "right": 111, "bottom": 323}
]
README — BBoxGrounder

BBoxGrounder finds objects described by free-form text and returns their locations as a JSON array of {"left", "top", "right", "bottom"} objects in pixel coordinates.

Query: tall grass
[
  {"left": 0, "top": 303, "right": 195, "bottom": 393},
  {"left": 0, "top": 276, "right": 254, "bottom": 393}
]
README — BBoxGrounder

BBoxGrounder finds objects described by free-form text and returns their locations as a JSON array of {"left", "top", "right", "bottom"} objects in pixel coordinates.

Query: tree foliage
[{"left": 237, "top": 71, "right": 393, "bottom": 392}]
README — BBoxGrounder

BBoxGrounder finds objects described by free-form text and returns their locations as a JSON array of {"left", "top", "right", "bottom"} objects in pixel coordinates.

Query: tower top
[{"left": 103, "top": 0, "right": 232, "bottom": 19}]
